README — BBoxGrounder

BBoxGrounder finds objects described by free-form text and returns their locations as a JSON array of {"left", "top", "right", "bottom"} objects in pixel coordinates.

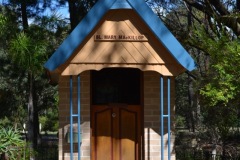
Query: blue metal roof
[
  {"left": 111, "top": 0, "right": 132, "bottom": 9},
  {"left": 44, "top": 0, "right": 196, "bottom": 72}
]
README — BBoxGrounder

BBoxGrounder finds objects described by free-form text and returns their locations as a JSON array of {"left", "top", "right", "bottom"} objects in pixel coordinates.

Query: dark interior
[{"left": 91, "top": 68, "right": 141, "bottom": 105}]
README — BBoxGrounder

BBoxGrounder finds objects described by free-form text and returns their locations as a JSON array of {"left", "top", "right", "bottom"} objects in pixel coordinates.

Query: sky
[
  {"left": 44, "top": 6, "right": 70, "bottom": 19},
  {"left": 0, "top": 0, "right": 70, "bottom": 19}
]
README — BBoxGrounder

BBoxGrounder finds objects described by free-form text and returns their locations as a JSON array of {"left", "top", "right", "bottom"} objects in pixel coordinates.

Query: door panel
[
  {"left": 120, "top": 108, "right": 138, "bottom": 160},
  {"left": 92, "top": 107, "right": 113, "bottom": 160},
  {"left": 91, "top": 105, "right": 142, "bottom": 160}
]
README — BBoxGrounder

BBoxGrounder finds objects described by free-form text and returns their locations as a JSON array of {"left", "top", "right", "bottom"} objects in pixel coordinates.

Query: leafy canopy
[
  {"left": 9, "top": 31, "right": 47, "bottom": 73},
  {"left": 190, "top": 25, "right": 240, "bottom": 107}
]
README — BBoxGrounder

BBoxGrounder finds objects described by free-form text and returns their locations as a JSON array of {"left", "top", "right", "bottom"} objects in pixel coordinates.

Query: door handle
[{"left": 112, "top": 113, "right": 116, "bottom": 118}]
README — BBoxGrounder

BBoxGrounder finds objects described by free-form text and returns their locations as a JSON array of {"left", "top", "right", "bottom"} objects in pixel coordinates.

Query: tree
[
  {"left": 183, "top": 0, "right": 240, "bottom": 36},
  {"left": 150, "top": 1, "right": 202, "bottom": 131},
  {"left": 9, "top": 29, "right": 47, "bottom": 157},
  {"left": 150, "top": 0, "right": 240, "bottom": 135},
  {"left": 1, "top": 2, "right": 68, "bottom": 159},
  {"left": 182, "top": 0, "right": 240, "bottom": 113},
  {"left": 66, "top": 0, "right": 98, "bottom": 30},
  {"left": 179, "top": 1, "right": 240, "bottom": 157},
  {"left": 0, "top": 5, "right": 27, "bottom": 128}
]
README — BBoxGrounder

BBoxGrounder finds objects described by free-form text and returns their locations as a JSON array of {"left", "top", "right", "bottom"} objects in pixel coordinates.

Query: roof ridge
[{"left": 111, "top": 0, "right": 132, "bottom": 9}]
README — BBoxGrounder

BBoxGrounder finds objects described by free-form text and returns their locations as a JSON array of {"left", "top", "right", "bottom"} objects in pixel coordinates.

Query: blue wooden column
[
  {"left": 160, "top": 76, "right": 171, "bottom": 160},
  {"left": 69, "top": 75, "right": 81, "bottom": 160}
]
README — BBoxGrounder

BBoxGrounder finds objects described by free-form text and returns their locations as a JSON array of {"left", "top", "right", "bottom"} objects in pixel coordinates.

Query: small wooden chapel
[{"left": 44, "top": 0, "right": 196, "bottom": 159}]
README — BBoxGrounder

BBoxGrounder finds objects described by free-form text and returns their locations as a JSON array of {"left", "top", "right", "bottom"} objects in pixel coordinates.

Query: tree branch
[
  {"left": 183, "top": 0, "right": 240, "bottom": 36},
  {"left": 208, "top": 0, "right": 230, "bottom": 15}
]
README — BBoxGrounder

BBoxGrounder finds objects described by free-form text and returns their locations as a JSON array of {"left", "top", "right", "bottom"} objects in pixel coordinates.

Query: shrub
[{"left": 0, "top": 127, "right": 25, "bottom": 160}]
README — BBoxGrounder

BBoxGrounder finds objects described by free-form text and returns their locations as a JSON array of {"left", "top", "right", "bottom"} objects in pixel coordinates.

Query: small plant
[{"left": 0, "top": 127, "right": 25, "bottom": 160}]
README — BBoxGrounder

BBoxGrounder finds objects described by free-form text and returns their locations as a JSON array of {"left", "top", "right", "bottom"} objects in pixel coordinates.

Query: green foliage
[
  {"left": 0, "top": 117, "right": 11, "bottom": 128},
  {"left": 0, "top": 127, "right": 25, "bottom": 159},
  {"left": 202, "top": 105, "right": 239, "bottom": 141},
  {"left": 39, "top": 107, "right": 59, "bottom": 132},
  {"left": 0, "top": 3, "right": 64, "bottom": 131},
  {"left": 189, "top": 26, "right": 240, "bottom": 107},
  {"left": 175, "top": 74, "right": 190, "bottom": 128},
  {"left": 0, "top": 6, "right": 18, "bottom": 49},
  {"left": 9, "top": 31, "right": 47, "bottom": 73},
  {"left": 0, "top": 14, "right": 7, "bottom": 36},
  {"left": 188, "top": 24, "right": 240, "bottom": 141},
  {"left": 202, "top": 39, "right": 239, "bottom": 106},
  {"left": 175, "top": 115, "right": 187, "bottom": 128}
]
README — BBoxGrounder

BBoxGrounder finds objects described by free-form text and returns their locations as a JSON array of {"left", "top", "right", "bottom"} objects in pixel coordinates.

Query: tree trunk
[
  {"left": 27, "top": 72, "right": 36, "bottom": 160},
  {"left": 187, "top": 4, "right": 192, "bottom": 29},
  {"left": 21, "top": 2, "right": 39, "bottom": 159},
  {"left": 67, "top": 0, "right": 97, "bottom": 31},
  {"left": 187, "top": 6, "right": 196, "bottom": 132},
  {"left": 20, "top": 0, "right": 28, "bottom": 30},
  {"left": 237, "top": 0, "right": 240, "bottom": 10},
  {"left": 1, "top": 153, "right": 8, "bottom": 160},
  {"left": 188, "top": 74, "right": 195, "bottom": 132},
  {"left": 68, "top": 0, "right": 78, "bottom": 31},
  {"left": 34, "top": 91, "right": 40, "bottom": 146}
]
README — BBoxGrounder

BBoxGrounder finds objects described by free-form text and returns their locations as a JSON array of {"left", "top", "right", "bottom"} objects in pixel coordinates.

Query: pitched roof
[{"left": 44, "top": 0, "right": 196, "bottom": 72}]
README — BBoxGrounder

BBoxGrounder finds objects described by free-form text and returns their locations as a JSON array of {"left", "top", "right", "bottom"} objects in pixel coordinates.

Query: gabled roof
[{"left": 44, "top": 0, "right": 196, "bottom": 72}]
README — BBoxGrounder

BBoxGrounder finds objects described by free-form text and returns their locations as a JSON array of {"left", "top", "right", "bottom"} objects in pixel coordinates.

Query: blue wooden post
[
  {"left": 160, "top": 76, "right": 164, "bottom": 160},
  {"left": 167, "top": 77, "right": 171, "bottom": 160},
  {"left": 77, "top": 75, "right": 81, "bottom": 160},
  {"left": 70, "top": 75, "right": 81, "bottom": 160},
  {"left": 70, "top": 76, "right": 73, "bottom": 160},
  {"left": 160, "top": 76, "right": 171, "bottom": 160}
]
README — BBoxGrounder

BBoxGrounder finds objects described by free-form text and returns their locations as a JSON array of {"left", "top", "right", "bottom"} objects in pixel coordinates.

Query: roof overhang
[{"left": 44, "top": 0, "right": 196, "bottom": 83}]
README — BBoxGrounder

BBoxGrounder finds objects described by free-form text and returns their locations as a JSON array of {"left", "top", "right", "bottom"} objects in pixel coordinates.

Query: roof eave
[
  {"left": 44, "top": 0, "right": 117, "bottom": 71},
  {"left": 127, "top": 0, "right": 196, "bottom": 71},
  {"left": 44, "top": 0, "right": 196, "bottom": 72}
]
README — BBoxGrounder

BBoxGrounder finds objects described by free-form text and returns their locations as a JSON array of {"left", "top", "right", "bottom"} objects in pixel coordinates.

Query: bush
[{"left": 0, "top": 127, "right": 25, "bottom": 160}]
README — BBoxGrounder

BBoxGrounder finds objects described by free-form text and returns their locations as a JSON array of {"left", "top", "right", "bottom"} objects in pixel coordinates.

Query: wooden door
[{"left": 91, "top": 104, "right": 142, "bottom": 160}]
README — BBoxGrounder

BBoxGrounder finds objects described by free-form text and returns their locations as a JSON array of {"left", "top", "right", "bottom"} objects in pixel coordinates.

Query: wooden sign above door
[{"left": 94, "top": 34, "right": 148, "bottom": 42}]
